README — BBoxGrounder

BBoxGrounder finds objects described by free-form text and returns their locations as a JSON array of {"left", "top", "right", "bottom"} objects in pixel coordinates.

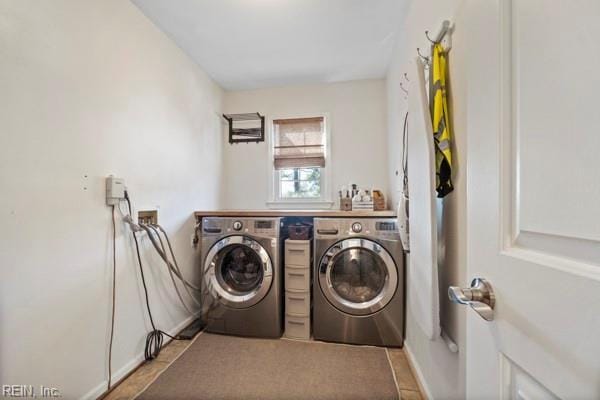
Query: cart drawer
[
  {"left": 284, "top": 266, "right": 310, "bottom": 291},
  {"left": 285, "top": 290, "right": 310, "bottom": 316},
  {"left": 285, "top": 314, "right": 310, "bottom": 340},
  {"left": 285, "top": 240, "right": 311, "bottom": 267}
]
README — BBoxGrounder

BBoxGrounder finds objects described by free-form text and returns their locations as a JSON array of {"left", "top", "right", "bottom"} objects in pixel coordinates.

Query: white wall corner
[{"left": 403, "top": 343, "right": 434, "bottom": 400}]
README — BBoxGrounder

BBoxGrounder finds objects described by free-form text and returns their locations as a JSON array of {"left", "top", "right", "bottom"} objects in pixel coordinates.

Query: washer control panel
[{"left": 202, "top": 217, "right": 282, "bottom": 238}]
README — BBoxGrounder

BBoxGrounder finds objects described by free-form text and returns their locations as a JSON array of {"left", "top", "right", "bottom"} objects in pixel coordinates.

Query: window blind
[{"left": 273, "top": 117, "right": 325, "bottom": 170}]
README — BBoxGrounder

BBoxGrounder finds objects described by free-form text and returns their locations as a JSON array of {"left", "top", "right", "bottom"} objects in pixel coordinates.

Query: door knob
[{"left": 448, "top": 278, "right": 495, "bottom": 321}]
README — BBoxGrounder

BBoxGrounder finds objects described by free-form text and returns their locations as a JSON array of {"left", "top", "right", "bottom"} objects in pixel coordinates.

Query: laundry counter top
[{"left": 194, "top": 209, "right": 396, "bottom": 220}]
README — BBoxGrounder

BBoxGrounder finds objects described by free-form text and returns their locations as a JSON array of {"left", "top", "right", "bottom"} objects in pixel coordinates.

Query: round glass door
[
  {"left": 204, "top": 236, "right": 273, "bottom": 309},
  {"left": 319, "top": 238, "right": 397, "bottom": 315},
  {"left": 217, "top": 244, "right": 264, "bottom": 293}
]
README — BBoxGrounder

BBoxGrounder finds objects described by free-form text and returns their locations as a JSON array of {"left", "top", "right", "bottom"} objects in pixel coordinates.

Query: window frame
[{"left": 267, "top": 113, "right": 333, "bottom": 209}]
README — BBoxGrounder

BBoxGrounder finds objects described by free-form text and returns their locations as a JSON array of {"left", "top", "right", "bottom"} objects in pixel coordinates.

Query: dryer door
[
  {"left": 318, "top": 238, "right": 398, "bottom": 316},
  {"left": 204, "top": 235, "right": 273, "bottom": 309}
]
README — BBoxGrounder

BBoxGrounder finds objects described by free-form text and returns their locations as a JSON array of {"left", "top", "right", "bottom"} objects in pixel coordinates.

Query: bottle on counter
[
  {"left": 351, "top": 183, "right": 358, "bottom": 198},
  {"left": 340, "top": 185, "right": 352, "bottom": 211}
]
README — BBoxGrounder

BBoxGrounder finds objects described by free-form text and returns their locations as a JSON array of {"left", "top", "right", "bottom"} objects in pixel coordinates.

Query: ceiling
[{"left": 132, "top": 0, "right": 407, "bottom": 90}]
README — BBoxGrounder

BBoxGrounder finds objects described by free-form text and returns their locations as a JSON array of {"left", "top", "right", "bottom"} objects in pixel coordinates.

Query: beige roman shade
[{"left": 273, "top": 117, "right": 325, "bottom": 170}]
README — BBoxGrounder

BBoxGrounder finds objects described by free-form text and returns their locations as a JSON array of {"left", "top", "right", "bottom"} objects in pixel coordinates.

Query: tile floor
[
  {"left": 104, "top": 336, "right": 423, "bottom": 400},
  {"left": 387, "top": 348, "right": 424, "bottom": 400}
]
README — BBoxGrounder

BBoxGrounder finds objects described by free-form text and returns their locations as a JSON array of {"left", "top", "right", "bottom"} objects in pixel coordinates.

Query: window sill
[{"left": 266, "top": 200, "right": 334, "bottom": 210}]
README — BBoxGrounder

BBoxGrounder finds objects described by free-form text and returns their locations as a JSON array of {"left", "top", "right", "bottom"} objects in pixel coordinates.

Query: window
[
  {"left": 269, "top": 116, "right": 331, "bottom": 207},
  {"left": 279, "top": 167, "right": 321, "bottom": 198}
]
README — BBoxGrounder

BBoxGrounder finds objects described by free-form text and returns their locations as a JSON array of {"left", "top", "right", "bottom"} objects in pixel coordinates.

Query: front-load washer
[
  {"left": 201, "top": 217, "right": 283, "bottom": 338},
  {"left": 313, "top": 218, "right": 404, "bottom": 347}
]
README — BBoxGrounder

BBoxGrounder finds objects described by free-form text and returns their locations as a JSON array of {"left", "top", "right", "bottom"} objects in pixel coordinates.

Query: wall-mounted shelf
[{"left": 223, "top": 112, "right": 265, "bottom": 144}]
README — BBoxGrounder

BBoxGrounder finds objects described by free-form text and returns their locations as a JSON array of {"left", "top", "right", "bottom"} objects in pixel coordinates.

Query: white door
[{"left": 461, "top": 0, "right": 600, "bottom": 398}]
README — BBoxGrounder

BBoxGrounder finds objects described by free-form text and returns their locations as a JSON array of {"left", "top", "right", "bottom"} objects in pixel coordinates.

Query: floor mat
[{"left": 136, "top": 333, "right": 399, "bottom": 400}]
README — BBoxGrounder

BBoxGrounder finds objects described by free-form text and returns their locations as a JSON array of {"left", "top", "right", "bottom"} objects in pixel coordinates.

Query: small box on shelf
[
  {"left": 373, "top": 197, "right": 386, "bottom": 211},
  {"left": 373, "top": 189, "right": 386, "bottom": 211},
  {"left": 352, "top": 200, "right": 374, "bottom": 210},
  {"left": 340, "top": 197, "right": 352, "bottom": 211}
]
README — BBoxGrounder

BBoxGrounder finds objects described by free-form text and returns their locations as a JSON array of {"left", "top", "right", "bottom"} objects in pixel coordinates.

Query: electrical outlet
[{"left": 138, "top": 210, "right": 158, "bottom": 225}]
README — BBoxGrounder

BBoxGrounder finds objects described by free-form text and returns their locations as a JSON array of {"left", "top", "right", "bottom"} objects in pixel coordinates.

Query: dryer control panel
[{"left": 315, "top": 218, "right": 399, "bottom": 240}]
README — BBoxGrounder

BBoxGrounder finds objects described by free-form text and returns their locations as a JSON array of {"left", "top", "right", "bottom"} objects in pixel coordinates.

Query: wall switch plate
[
  {"left": 106, "top": 176, "right": 125, "bottom": 206},
  {"left": 138, "top": 210, "right": 158, "bottom": 225}
]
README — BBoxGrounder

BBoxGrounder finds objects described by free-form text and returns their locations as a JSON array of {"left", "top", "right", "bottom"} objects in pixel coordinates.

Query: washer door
[
  {"left": 204, "top": 235, "right": 273, "bottom": 309},
  {"left": 318, "top": 238, "right": 398, "bottom": 316}
]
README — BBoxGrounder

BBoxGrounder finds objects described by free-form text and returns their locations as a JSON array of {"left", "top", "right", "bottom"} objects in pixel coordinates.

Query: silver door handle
[{"left": 448, "top": 278, "right": 495, "bottom": 321}]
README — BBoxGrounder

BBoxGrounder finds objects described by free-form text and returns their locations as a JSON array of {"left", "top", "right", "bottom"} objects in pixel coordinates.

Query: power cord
[
  {"left": 402, "top": 111, "right": 409, "bottom": 191},
  {"left": 124, "top": 191, "right": 181, "bottom": 361},
  {"left": 107, "top": 205, "right": 117, "bottom": 389}
]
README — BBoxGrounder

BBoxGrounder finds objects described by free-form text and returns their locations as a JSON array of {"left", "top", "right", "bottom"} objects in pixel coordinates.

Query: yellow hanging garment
[{"left": 430, "top": 43, "right": 453, "bottom": 197}]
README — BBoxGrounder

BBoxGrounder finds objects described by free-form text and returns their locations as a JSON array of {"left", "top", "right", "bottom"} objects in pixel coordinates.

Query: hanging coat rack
[{"left": 223, "top": 112, "right": 265, "bottom": 144}]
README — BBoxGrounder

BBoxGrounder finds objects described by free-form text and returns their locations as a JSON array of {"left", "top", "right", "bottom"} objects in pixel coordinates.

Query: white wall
[
  {"left": 0, "top": 1, "right": 223, "bottom": 399},
  {"left": 386, "top": 0, "right": 467, "bottom": 398},
  {"left": 221, "top": 79, "right": 389, "bottom": 209}
]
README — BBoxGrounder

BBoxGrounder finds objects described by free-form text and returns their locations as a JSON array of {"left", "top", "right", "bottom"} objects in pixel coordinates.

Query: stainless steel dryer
[
  {"left": 313, "top": 218, "right": 404, "bottom": 347},
  {"left": 201, "top": 217, "right": 283, "bottom": 338}
]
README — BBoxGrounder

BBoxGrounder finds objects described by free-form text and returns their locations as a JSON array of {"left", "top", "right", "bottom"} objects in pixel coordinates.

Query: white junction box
[{"left": 106, "top": 176, "right": 125, "bottom": 205}]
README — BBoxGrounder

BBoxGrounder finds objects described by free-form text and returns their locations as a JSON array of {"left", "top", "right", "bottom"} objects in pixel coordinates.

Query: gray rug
[{"left": 137, "top": 333, "right": 399, "bottom": 400}]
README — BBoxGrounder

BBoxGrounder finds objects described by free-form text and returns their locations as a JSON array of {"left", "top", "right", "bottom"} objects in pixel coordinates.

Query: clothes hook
[
  {"left": 425, "top": 20, "right": 453, "bottom": 50},
  {"left": 399, "top": 82, "right": 408, "bottom": 95},
  {"left": 425, "top": 30, "right": 437, "bottom": 44},
  {"left": 417, "top": 48, "right": 430, "bottom": 64}
]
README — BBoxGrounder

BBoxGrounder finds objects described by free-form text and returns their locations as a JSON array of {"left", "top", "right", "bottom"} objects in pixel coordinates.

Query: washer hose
[{"left": 124, "top": 192, "right": 179, "bottom": 360}]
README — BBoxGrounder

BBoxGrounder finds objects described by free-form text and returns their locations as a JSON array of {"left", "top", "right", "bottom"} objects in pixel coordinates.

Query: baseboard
[
  {"left": 83, "top": 353, "right": 145, "bottom": 400},
  {"left": 403, "top": 343, "right": 433, "bottom": 400},
  {"left": 81, "top": 314, "right": 199, "bottom": 400}
]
